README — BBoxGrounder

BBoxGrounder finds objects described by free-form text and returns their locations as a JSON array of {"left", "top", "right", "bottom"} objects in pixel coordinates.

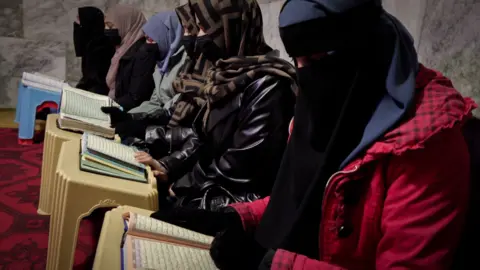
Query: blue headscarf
[
  {"left": 279, "top": 0, "right": 381, "bottom": 27},
  {"left": 142, "top": 11, "right": 183, "bottom": 74}
]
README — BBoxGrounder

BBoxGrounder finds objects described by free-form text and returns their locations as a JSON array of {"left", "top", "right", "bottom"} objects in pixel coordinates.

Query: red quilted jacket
[{"left": 230, "top": 65, "right": 477, "bottom": 270}]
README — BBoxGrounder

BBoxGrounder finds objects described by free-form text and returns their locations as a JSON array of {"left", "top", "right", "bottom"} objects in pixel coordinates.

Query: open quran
[
  {"left": 121, "top": 212, "right": 217, "bottom": 270},
  {"left": 58, "top": 85, "right": 118, "bottom": 138},
  {"left": 21, "top": 72, "right": 68, "bottom": 92},
  {"left": 80, "top": 133, "right": 147, "bottom": 183}
]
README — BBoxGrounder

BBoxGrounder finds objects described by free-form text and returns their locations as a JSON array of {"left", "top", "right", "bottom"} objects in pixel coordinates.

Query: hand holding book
[
  {"left": 59, "top": 86, "right": 117, "bottom": 138},
  {"left": 135, "top": 152, "right": 168, "bottom": 182},
  {"left": 121, "top": 212, "right": 218, "bottom": 269},
  {"left": 80, "top": 133, "right": 148, "bottom": 182},
  {"left": 101, "top": 106, "right": 132, "bottom": 128},
  {"left": 150, "top": 206, "right": 267, "bottom": 269}
]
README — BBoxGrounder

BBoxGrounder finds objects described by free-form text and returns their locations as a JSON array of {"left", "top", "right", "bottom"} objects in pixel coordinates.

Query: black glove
[
  {"left": 257, "top": 249, "right": 276, "bottom": 270},
  {"left": 101, "top": 106, "right": 132, "bottom": 127},
  {"left": 210, "top": 221, "right": 267, "bottom": 270}
]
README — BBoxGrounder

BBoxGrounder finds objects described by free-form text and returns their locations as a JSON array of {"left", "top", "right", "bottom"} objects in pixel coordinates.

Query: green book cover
[{"left": 81, "top": 158, "right": 147, "bottom": 183}]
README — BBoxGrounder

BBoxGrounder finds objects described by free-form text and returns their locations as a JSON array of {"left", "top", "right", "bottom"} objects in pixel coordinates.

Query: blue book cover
[
  {"left": 120, "top": 247, "right": 125, "bottom": 270},
  {"left": 121, "top": 219, "right": 128, "bottom": 270}
]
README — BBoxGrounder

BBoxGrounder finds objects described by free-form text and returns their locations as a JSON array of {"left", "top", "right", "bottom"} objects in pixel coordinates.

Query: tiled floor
[{"left": 0, "top": 109, "right": 17, "bottom": 128}]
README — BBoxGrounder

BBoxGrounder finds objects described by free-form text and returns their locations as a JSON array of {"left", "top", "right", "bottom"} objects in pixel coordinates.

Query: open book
[
  {"left": 80, "top": 133, "right": 147, "bottom": 183},
  {"left": 21, "top": 72, "right": 68, "bottom": 92},
  {"left": 58, "top": 85, "right": 119, "bottom": 138},
  {"left": 122, "top": 212, "right": 217, "bottom": 270}
]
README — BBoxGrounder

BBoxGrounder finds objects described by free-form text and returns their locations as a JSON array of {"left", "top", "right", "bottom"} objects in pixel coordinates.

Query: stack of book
[
  {"left": 21, "top": 72, "right": 68, "bottom": 93},
  {"left": 121, "top": 212, "right": 218, "bottom": 269},
  {"left": 58, "top": 85, "right": 119, "bottom": 138},
  {"left": 80, "top": 133, "right": 148, "bottom": 183}
]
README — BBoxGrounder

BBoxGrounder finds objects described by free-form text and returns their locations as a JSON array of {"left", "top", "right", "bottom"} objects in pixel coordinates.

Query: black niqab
[
  {"left": 74, "top": 7, "right": 105, "bottom": 57},
  {"left": 255, "top": 0, "right": 419, "bottom": 258},
  {"left": 74, "top": 7, "right": 116, "bottom": 94}
]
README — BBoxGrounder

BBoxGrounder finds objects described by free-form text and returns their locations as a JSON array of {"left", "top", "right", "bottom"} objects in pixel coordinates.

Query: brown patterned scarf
[
  {"left": 190, "top": 0, "right": 298, "bottom": 127},
  {"left": 203, "top": 53, "right": 298, "bottom": 117},
  {"left": 168, "top": 4, "right": 213, "bottom": 128}
]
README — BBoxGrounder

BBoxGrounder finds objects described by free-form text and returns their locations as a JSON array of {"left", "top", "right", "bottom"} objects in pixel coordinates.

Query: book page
[
  {"left": 61, "top": 86, "right": 111, "bottom": 126},
  {"left": 129, "top": 213, "right": 213, "bottom": 249},
  {"left": 128, "top": 236, "right": 217, "bottom": 270},
  {"left": 86, "top": 134, "right": 145, "bottom": 169}
]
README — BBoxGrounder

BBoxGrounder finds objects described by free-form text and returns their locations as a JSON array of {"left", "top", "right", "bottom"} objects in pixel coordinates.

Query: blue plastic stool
[{"left": 15, "top": 82, "right": 61, "bottom": 141}]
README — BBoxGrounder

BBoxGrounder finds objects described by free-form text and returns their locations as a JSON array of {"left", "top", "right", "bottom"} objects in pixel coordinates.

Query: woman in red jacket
[{"left": 150, "top": 0, "right": 476, "bottom": 269}]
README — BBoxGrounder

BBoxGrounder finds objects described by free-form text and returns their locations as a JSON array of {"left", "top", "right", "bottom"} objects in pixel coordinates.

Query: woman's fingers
[
  {"left": 135, "top": 152, "right": 153, "bottom": 164},
  {"left": 136, "top": 157, "right": 149, "bottom": 163},
  {"left": 136, "top": 155, "right": 149, "bottom": 161},
  {"left": 134, "top": 151, "right": 148, "bottom": 158}
]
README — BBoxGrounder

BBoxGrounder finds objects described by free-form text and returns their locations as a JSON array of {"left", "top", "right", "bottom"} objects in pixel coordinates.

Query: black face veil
[{"left": 74, "top": 6, "right": 105, "bottom": 56}]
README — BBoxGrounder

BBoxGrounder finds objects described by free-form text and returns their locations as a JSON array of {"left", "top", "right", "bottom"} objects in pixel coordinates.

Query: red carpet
[{"left": 0, "top": 128, "right": 107, "bottom": 269}]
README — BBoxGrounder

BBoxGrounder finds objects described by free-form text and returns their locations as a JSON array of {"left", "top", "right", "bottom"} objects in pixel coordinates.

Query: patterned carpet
[{"left": 0, "top": 128, "right": 105, "bottom": 269}]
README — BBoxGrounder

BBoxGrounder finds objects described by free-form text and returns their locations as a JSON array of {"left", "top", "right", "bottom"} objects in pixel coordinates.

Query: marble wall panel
[
  {"left": 66, "top": 42, "right": 82, "bottom": 84},
  {"left": 23, "top": 0, "right": 108, "bottom": 84},
  {"left": 383, "top": 0, "right": 427, "bottom": 50},
  {"left": 0, "top": 0, "right": 23, "bottom": 38},
  {"left": 417, "top": 0, "right": 480, "bottom": 117},
  {"left": 259, "top": 1, "right": 289, "bottom": 61},
  {"left": 23, "top": 0, "right": 107, "bottom": 42},
  {"left": 0, "top": 37, "right": 66, "bottom": 108}
]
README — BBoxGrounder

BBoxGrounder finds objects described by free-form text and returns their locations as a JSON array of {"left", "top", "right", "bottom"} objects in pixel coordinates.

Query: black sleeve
[
  {"left": 115, "top": 48, "right": 156, "bottom": 111},
  {"left": 76, "top": 45, "right": 113, "bottom": 95},
  {"left": 158, "top": 127, "right": 203, "bottom": 182},
  {"left": 131, "top": 107, "right": 171, "bottom": 126}
]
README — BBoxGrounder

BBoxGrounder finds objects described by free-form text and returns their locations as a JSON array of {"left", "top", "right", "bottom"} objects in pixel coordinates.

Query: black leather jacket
[{"left": 150, "top": 75, "right": 295, "bottom": 208}]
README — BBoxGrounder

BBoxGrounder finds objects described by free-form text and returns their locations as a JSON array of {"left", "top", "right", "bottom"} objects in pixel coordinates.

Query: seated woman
[
  {"left": 102, "top": 10, "right": 187, "bottom": 140},
  {"left": 137, "top": 1, "right": 296, "bottom": 209},
  {"left": 148, "top": 0, "right": 476, "bottom": 269},
  {"left": 74, "top": 6, "right": 115, "bottom": 95},
  {"left": 104, "top": 5, "right": 156, "bottom": 112}
]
